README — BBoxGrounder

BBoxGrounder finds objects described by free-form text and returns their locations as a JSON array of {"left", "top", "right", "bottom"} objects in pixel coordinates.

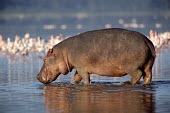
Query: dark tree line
[{"left": 0, "top": 0, "right": 170, "bottom": 13}]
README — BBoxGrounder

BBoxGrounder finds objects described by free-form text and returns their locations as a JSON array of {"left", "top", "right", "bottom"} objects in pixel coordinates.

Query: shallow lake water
[{"left": 0, "top": 46, "right": 170, "bottom": 113}]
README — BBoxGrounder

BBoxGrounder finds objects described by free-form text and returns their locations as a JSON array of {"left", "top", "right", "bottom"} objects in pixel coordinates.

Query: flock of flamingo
[
  {"left": 0, "top": 33, "right": 63, "bottom": 56},
  {"left": 0, "top": 30, "right": 170, "bottom": 56},
  {"left": 148, "top": 30, "right": 170, "bottom": 50}
]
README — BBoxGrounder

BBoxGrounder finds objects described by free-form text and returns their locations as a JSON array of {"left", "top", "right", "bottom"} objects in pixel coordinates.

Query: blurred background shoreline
[{"left": 1, "top": 0, "right": 170, "bottom": 39}]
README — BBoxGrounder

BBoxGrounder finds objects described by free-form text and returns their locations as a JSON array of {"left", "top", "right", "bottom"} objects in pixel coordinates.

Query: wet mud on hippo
[{"left": 37, "top": 28, "right": 156, "bottom": 85}]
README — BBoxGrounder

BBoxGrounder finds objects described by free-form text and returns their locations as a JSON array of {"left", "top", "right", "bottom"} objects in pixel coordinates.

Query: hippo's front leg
[
  {"left": 71, "top": 70, "right": 90, "bottom": 84},
  {"left": 71, "top": 71, "right": 82, "bottom": 84},
  {"left": 77, "top": 69, "right": 91, "bottom": 84}
]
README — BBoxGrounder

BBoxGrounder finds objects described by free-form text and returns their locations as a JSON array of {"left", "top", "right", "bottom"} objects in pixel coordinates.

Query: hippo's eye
[
  {"left": 56, "top": 68, "right": 59, "bottom": 72},
  {"left": 43, "top": 58, "right": 48, "bottom": 63}
]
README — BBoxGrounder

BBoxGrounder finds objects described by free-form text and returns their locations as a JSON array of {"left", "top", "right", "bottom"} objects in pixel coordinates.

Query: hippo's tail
[{"left": 145, "top": 38, "right": 156, "bottom": 59}]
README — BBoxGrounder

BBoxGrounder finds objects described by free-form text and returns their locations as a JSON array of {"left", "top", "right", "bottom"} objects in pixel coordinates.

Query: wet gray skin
[{"left": 37, "top": 28, "right": 156, "bottom": 85}]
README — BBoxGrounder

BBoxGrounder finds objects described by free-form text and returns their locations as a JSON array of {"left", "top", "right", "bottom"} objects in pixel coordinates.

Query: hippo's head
[{"left": 37, "top": 48, "right": 70, "bottom": 84}]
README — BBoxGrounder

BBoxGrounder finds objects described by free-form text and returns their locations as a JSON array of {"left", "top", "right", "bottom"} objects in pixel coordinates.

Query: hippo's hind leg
[
  {"left": 143, "top": 57, "right": 155, "bottom": 84},
  {"left": 71, "top": 71, "right": 82, "bottom": 84},
  {"left": 129, "top": 69, "right": 143, "bottom": 85}
]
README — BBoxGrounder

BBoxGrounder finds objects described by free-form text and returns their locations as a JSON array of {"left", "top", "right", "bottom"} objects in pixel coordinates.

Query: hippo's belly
[{"left": 89, "top": 66, "right": 127, "bottom": 77}]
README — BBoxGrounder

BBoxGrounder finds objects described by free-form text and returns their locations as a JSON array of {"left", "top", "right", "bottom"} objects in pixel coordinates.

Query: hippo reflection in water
[
  {"left": 37, "top": 28, "right": 156, "bottom": 84},
  {"left": 41, "top": 85, "right": 154, "bottom": 113}
]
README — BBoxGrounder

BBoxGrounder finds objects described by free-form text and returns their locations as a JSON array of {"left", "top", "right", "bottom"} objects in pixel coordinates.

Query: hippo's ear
[{"left": 48, "top": 49, "right": 55, "bottom": 56}]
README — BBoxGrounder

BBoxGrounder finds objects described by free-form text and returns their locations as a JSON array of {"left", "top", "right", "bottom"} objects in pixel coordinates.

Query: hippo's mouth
[
  {"left": 37, "top": 67, "right": 57, "bottom": 84},
  {"left": 44, "top": 67, "right": 56, "bottom": 82}
]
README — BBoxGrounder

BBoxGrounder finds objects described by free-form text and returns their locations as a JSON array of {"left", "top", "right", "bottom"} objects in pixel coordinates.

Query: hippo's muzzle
[{"left": 37, "top": 74, "right": 53, "bottom": 84}]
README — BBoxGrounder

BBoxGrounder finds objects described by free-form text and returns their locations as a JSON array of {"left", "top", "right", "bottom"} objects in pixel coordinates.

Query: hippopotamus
[{"left": 37, "top": 28, "right": 156, "bottom": 85}]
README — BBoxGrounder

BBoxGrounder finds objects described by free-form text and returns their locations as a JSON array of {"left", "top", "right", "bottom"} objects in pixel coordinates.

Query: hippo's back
[{"left": 69, "top": 28, "right": 154, "bottom": 57}]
